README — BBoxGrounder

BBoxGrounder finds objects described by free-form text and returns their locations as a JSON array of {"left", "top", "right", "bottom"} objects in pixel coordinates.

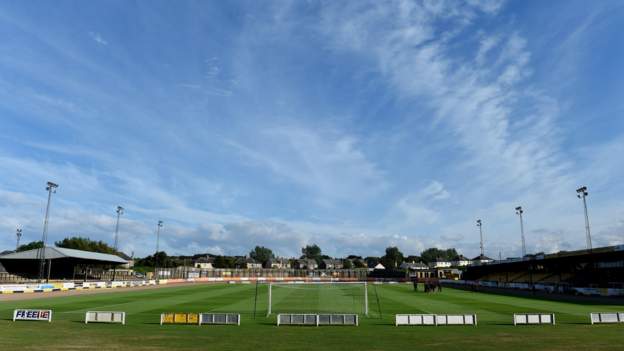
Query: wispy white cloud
[
  {"left": 227, "top": 126, "right": 387, "bottom": 205},
  {"left": 88, "top": 31, "right": 108, "bottom": 45}
]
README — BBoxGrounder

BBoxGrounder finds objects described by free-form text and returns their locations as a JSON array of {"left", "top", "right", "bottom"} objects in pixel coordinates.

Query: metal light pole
[
  {"left": 156, "top": 220, "right": 163, "bottom": 253},
  {"left": 38, "top": 181, "right": 58, "bottom": 282},
  {"left": 112, "top": 206, "right": 124, "bottom": 282},
  {"left": 515, "top": 206, "right": 526, "bottom": 257},
  {"left": 477, "top": 219, "right": 484, "bottom": 257},
  {"left": 16, "top": 228, "right": 22, "bottom": 250},
  {"left": 155, "top": 220, "right": 163, "bottom": 280},
  {"left": 576, "top": 186, "right": 592, "bottom": 250},
  {"left": 113, "top": 206, "right": 124, "bottom": 251}
]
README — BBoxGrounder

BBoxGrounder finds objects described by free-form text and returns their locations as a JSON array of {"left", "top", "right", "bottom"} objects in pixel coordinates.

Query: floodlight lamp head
[
  {"left": 476, "top": 219, "right": 482, "bottom": 226},
  {"left": 158, "top": 220, "right": 163, "bottom": 227},
  {"left": 117, "top": 206, "right": 124, "bottom": 214}
]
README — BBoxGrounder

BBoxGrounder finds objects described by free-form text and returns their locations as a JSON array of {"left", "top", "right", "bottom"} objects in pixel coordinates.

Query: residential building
[
  {"left": 452, "top": 255, "right": 472, "bottom": 267},
  {"left": 268, "top": 258, "right": 291, "bottom": 269},
  {"left": 193, "top": 256, "right": 214, "bottom": 270},
  {"left": 321, "top": 259, "right": 344, "bottom": 269},
  {"left": 296, "top": 259, "right": 318, "bottom": 270},
  {"left": 429, "top": 258, "right": 452, "bottom": 268},
  {"left": 471, "top": 254, "right": 494, "bottom": 265}
]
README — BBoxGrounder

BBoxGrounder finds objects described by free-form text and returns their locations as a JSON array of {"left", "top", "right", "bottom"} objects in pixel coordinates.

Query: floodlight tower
[
  {"left": 515, "top": 206, "right": 527, "bottom": 257},
  {"left": 156, "top": 220, "right": 163, "bottom": 253},
  {"left": 16, "top": 227, "right": 23, "bottom": 250},
  {"left": 38, "top": 181, "right": 58, "bottom": 282},
  {"left": 476, "top": 219, "right": 484, "bottom": 257},
  {"left": 113, "top": 206, "right": 124, "bottom": 251},
  {"left": 576, "top": 186, "right": 592, "bottom": 250}
]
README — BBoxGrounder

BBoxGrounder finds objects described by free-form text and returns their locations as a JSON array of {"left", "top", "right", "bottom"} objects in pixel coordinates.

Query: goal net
[{"left": 267, "top": 282, "right": 368, "bottom": 316}]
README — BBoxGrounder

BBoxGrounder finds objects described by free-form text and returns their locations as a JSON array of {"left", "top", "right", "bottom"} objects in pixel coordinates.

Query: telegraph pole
[
  {"left": 38, "top": 181, "right": 58, "bottom": 282},
  {"left": 515, "top": 206, "right": 527, "bottom": 257},
  {"left": 576, "top": 186, "right": 592, "bottom": 250}
]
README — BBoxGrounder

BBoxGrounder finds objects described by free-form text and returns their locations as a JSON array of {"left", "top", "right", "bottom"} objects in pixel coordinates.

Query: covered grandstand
[
  {"left": 456, "top": 245, "right": 624, "bottom": 296},
  {"left": 0, "top": 246, "right": 127, "bottom": 282}
]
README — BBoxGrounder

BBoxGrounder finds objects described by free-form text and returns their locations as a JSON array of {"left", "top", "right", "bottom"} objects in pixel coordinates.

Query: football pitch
[{"left": 1, "top": 283, "right": 623, "bottom": 350}]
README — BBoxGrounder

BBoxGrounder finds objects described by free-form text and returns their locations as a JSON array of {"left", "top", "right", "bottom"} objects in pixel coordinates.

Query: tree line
[{"left": 13, "top": 238, "right": 463, "bottom": 270}]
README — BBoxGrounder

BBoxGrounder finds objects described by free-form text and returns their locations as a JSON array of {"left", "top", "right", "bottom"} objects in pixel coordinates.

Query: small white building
[
  {"left": 471, "top": 254, "right": 494, "bottom": 265},
  {"left": 193, "top": 257, "right": 214, "bottom": 270},
  {"left": 429, "top": 258, "right": 452, "bottom": 268},
  {"left": 269, "top": 258, "right": 291, "bottom": 269},
  {"left": 373, "top": 262, "right": 386, "bottom": 270},
  {"left": 244, "top": 258, "right": 263, "bottom": 269},
  {"left": 400, "top": 261, "right": 428, "bottom": 270},
  {"left": 452, "top": 255, "right": 472, "bottom": 267}
]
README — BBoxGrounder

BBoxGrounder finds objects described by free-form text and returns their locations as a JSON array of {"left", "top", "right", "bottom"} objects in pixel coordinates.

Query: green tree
[
  {"left": 55, "top": 236, "right": 117, "bottom": 254},
  {"left": 364, "top": 256, "right": 380, "bottom": 268},
  {"left": 249, "top": 246, "right": 274, "bottom": 267},
  {"left": 213, "top": 255, "right": 236, "bottom": 268},
  {"left": 16, "top": 241, "right": 44, "bottom": 252},
  {"left": 420, "top": 248, "right": 460, "bottom": 264},
  {"left": 301, "top": 244, "right": 322, "bottom": 263},
  {"left": 380, "top": 246, "right": 404, "bottom": 269},
  {"left": 134, "top": 251, "right": 178, "bottom": 268},
  {"left": 353, "top": 259, "right": 367, "bottom": 268},
  {"left": 405, "top": 255, "right": 421, "bottom": 263},
  {"left": 343, "top": 259, "right": 353, "bottom": 269}
]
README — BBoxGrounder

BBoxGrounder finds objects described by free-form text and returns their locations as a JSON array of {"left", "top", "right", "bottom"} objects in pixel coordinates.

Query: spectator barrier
[
  {"left": 395, "top": 314, "right": 477, "bottom": 326},
  {"left": 317, "top": 314, "right": 358, "bottom": 326},
  {"left": 199, "top": 313, "right": 240, "bottom": 325},
  {"left": 513, "top": 313, "right": 555, "bottom": 325},
  {"left": 85, "top": 311, "right": 125, "bottom": 325},
  {"left": 590, "top": 312, "right": 624, "bottom": 324}
]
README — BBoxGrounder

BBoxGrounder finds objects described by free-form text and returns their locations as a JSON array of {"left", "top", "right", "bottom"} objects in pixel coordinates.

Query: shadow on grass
[{"left": 446, "top": 286, "right": 624, "bottom": 306}]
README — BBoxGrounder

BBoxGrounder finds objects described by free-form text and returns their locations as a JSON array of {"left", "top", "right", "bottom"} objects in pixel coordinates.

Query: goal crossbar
[{"left": 267, "top": 281, "right": 368, "bottom": 317}]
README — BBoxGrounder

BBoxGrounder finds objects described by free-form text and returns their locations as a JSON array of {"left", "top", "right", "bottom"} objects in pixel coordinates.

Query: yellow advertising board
[{"left": 161, "top": 313, "right": 199, "bottom": 325}]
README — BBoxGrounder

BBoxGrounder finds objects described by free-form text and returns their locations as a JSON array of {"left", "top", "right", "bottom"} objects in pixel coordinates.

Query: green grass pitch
[{"left": 1, "top": 283, "right": 623, "bottom": 350}]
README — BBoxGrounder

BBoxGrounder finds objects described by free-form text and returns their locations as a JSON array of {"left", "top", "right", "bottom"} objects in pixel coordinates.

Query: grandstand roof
[
  {"left": 0, "top": 246, "right": 127, "bottom": 264},
  {"left": 472, "top": 254, "right": 493, "bottom": 261}
]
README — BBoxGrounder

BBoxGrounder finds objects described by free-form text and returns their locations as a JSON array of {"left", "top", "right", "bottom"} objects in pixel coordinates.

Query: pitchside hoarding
[{"left": 13, "top": 309, "right": 53, "bottom": 322}]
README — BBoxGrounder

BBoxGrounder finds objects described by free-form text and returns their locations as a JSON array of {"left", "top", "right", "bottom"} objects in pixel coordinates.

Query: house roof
[
  {"left": 455, "top": 255, "right": 470, "bottom": 261},
  {"left": 322, "top": 259, "right": 342, "bottom": 265},
  {"left": 400, "top": 262, "right": 428, "bottom": 270},
  {"left": 0, "top": 246, "right": 127, "bottom": 264},
  {"left": 472, "top": 254, "right": 493, "bottom": 261},
  {"left": 195, "top": 257, "right": 214, "bottom": 263}
]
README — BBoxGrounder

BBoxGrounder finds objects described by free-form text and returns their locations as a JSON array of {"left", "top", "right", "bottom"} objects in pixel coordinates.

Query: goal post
[{"left": 267, "top": 281, "right": 368, "bottom": 317}]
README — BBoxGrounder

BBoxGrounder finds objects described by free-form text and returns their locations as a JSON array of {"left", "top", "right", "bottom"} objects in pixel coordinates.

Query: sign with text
[{"left": 13, "top": 309, "right": 52, "bottom": 322}]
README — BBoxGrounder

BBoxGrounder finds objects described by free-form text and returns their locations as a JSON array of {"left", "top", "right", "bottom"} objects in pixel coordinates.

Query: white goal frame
[{"left": 267, "top": 281, "right": 368, "bottom": 316}]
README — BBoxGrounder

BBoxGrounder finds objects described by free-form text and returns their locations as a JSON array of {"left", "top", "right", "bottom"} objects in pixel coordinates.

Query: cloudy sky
[{"left": 0, "top": 0, "right": 623, "bottom": 259}]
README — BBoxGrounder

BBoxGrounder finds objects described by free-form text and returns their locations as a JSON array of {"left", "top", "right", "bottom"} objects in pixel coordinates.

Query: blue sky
[{"left": 1, "top": 0, "right": 623, "bottom": 259}]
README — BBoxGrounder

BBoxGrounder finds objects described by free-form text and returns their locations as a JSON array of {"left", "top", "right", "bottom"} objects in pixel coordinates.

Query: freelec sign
[{"left": 13, "top": 309, "right": 53, "bottom": 322}]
